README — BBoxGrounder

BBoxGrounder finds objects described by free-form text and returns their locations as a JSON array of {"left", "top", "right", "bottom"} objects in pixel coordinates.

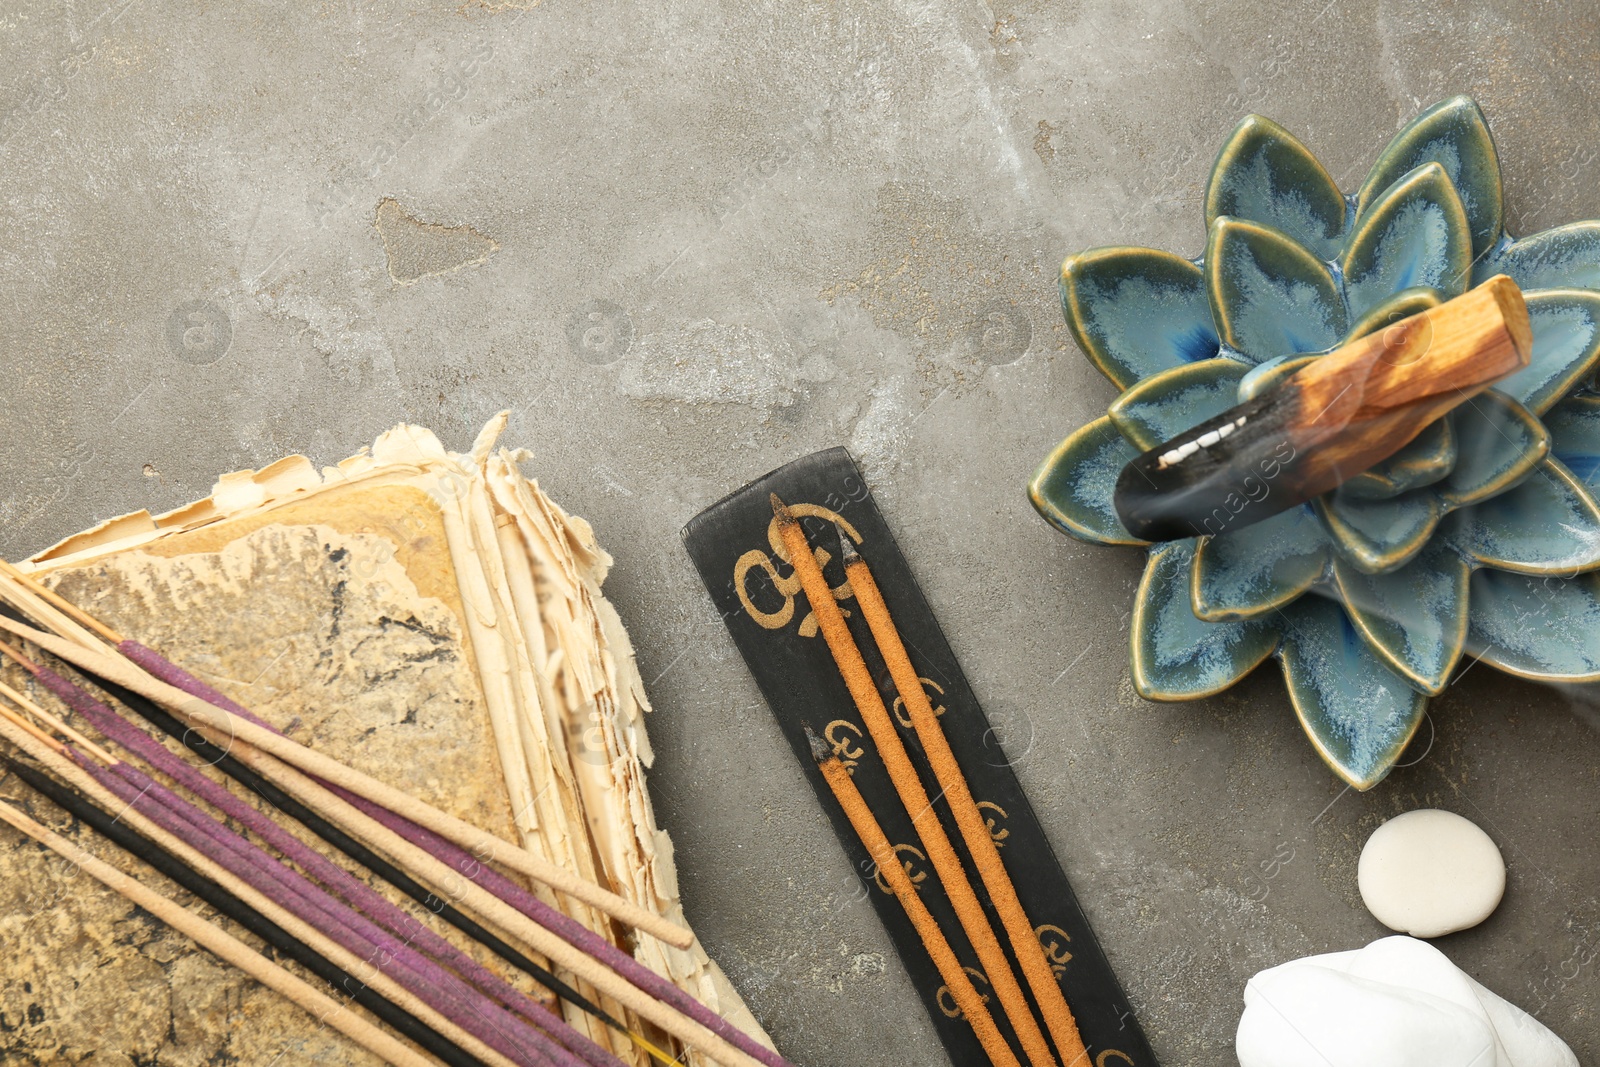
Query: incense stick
[
  {"left": 214, "top": 735, "right": 783, "bottom": 1067},
  {"left": 771, "top": 496, "right": 1057, "bottom": 1067},
  {"left": 0, "top": 609, "right": 693, "bottom": 952},
  {"left": 0, "top": 792, "right": 438, "bottom": 1067},
  {"left": 12, "top": 626, "right": 786, "bottom": 1067},
  {"left": 805, "top": 727, "right": 1022, "bottom": 1067},
  {"left": 0, "top": 569, "right": 776, "bottom": 1067},
  {"left": 838, "top": 532, "right": 1090, "bottom": 1066},
  {"left": 0, "top": 711, "right": 532, "bottom": 1067},
  {"left": 3, "top": 644, "right": 622, "bottom": 1067},
  {"left": 75, "top": 745, "right": 584, "bottom": 1067},
  {"left": 1, "top": 753, "right": 488, "bottom": 1067},
  {"left": 0, "top": 641, "right": 665, "bottom": 1067}
]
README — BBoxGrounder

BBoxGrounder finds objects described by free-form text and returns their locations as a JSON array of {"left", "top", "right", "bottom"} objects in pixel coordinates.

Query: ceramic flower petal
[
  {"left": 1445, "top": 458, "right": 1600, "bottom": 574},
  {"left": 1236, "top": 354, "right": 1315, "bottom": 401},
  {"left": 1342, "top": 162, "right": 1472, "bottom": 322},
  {"left": 1331, "top": 544, "right": 1469, "bottom": 695},
  {"left": 1029, "top": 417, "right": 1149, "bottom": 546},
  {"left": 1061, "top": 248, "right": 1221, "bottom": 390},
  {"left": 1478, "top": 220, "right": 1600, "bottom": 292},
  {"left": 1131, "top": 541, "right": 1279, "bottom": 699},
  {"left": 1494, "top": 289, "right": 1600, "bottom": 415},
  {"left": 1107, "top": 358, "right": 1250, "bottom": 451},
  {"left": 1338, "top": 417, "right": 1456, "bottom": 501},
  {"left": 1204, "top": 115, "right": 1348, "bottom": 261},
  {"left": 1342, "top": 286, "right": 1443, "bottom": 343},
  {"left": 1356, "top": 95, "right": 1503, "bottom": 258},
  {"left": 1468, "top": 568, "right": 1600, "bottom": 681},
  {"left": 1436, "top": 391, "right": 1549, "bottom": 508},
  {"left": 1315, "top": 488, "right": 1441, "bottom": 574},
  {"left": 1545, "top": 394, "right": 1600, "bottom": 487},
  {"left": 1206, "top": 217, "right": 1346, "bottom": 361},
  {"left": 1279, "top": 596, "right": 1429, "bottom": 790},
  {"left": 1191, "top": 505, "right": 1328, "bottom": 621}
]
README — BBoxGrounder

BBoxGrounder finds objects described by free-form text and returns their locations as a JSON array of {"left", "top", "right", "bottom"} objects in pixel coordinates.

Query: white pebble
[
  {"left": 1197, "top": 429, "right": 1221, "bottom": 447},
  {"left": 1358, "top": 809, "right": 1505, "bottom": 938}
]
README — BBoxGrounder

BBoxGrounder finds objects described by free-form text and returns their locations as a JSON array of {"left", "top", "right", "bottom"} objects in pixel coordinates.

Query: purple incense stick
[
  {"left": 123, "top": 641, "right": 794, "bottom": 1067},
  {"left": 81, "top": 756, "right": 566, "bottom": 1067},
  {"left": 35, "top": 660, "right": 613, "bottom": 1067}
]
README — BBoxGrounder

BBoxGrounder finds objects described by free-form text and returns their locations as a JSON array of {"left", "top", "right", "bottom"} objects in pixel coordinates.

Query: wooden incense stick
[
  {"left": 0, "top": 559, "right": 123, "bottom": 643},
  {"left": 13, "top": 676, "right": 600, "bottom": 1067},
  {"left": 0, "top": 618, "right": 786, "bottom": 1067},
  {"left": 839, "top": 533, "right": 1090, "bottom": 1067},
  {"left": 770, "top": 496, "right": 1057, "bottom": 1067},
  {"left": 0, "top": 795, "right": 439, "bottom": 1067},
  {"left": 0, "top": 713, "right": 530, "bottom": 1067},
  {"left": 0, "top": 636, "right": 668, "bottom": 1067},
  {"left": 0, "top": 641, "right": 619, "bottom": 1067},
  {"left": 1, "top": 753, "right": 489, "bottom": 1067},
  {"left": 0, "top": 609, "right": 694, "bottom": 952},
  {"left": 210, "top": 735, "right": 777, "bottom": 1067},
  {"left": 805, "top": 727, "right": 1021, "bottom": 1067}
]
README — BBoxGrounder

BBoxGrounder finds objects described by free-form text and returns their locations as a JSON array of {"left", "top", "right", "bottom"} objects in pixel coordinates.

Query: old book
[{"left": 0, "top": 415, "right": 766, "bottom": 1066}]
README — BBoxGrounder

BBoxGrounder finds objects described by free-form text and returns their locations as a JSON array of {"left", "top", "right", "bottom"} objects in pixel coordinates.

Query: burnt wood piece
[{"left": 1114, "top": 275, "right": 1532, "bottom": 542}]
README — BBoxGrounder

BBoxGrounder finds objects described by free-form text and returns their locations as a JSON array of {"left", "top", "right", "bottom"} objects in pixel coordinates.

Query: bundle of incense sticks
[
  {"left": 0, "top": 560, "right": 792, "bottom": 1067},
  {"left": 0, "top": 418, "right": 781, "bottom": 1067},
  {"left": 683, "top": 448, "right": 1157, "bottom": 1066}
]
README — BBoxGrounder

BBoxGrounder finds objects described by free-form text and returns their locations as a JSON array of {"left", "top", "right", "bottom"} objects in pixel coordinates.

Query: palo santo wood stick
[
  {"left": 1114, "top": 274, "right": 1534, "bottom": 541},
  {"left": 0, "top": 611, "right": 694, "bottom": 951},
  {"left": 0, "top": 797, "right": 440, "bottom": 1067},
  {"left": 840, "top": 534, "right": 1090, "bottom": 1067},
  {"left": 806, "top": 728, "right": 1022, "bottom": 1067},
  {"left": 772, "top": 497, "right": 1058, "bottom": 1067}
]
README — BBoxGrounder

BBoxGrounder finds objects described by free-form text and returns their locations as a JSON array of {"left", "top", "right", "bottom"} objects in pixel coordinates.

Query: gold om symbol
[
  {"left": 733, "top": 504, "right": 863, "bottom": 638},
  {"left": 936, "top": 967, "right": 991, "bottom": 1018},
  {"left": 890, "top": 677, "right": 947, "bottom": 728},
  {"left": 872, "top": 843, "right": 929, "bottom": 895},
  {"left": 823, "top": 720, "right": 864, "bottom": 774},
  {"left": 976, "top": 800, "right": 1009, "bottom": 849},
  {"left": 1035, "top": 924, "right": 1073, "bottom": 979}
]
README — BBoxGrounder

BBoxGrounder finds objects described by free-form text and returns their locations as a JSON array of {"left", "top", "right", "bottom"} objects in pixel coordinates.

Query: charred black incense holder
[{"left": 1114, "top": 276, "right": 1531, "bottom": 541}]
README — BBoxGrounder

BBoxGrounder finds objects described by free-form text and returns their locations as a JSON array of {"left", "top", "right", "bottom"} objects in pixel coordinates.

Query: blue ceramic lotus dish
[{"left": 1031, "top": 96, "right": 1600, "bottom": 789}]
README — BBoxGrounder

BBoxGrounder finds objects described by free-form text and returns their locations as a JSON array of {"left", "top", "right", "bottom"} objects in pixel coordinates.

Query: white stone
[
  {"left": 1236, "top": 936, "right": 1577, "bottom": 1067},
  {"left": 1359, "top": 808, "right": 1506, "bottom": 937}
]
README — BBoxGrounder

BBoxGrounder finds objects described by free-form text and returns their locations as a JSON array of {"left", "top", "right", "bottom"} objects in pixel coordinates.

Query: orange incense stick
[
  {"left": 806, "top": 728, "right": 1021, "bottom": 1067},
  {"left": 772, "top": 496, "right": 1057, "bottom": 1067},
  {"left": 840, "top": 533, "right": 1090, "bottom": 1067}
]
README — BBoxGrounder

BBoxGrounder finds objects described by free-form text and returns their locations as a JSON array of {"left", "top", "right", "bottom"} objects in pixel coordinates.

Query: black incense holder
[{"left": 683, "top": 447, "right": 1156, "bottom": 1067}]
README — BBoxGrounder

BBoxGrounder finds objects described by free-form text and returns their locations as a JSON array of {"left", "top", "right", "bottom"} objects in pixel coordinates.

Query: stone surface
[
  {"left": 1359, "top": 808, "right": 1507, "bottom": 938},
  {"left": 0, "top": 3, "right": 1598, "bottom": 1065}
]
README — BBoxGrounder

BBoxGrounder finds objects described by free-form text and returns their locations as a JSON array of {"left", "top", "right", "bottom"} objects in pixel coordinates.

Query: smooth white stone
[
  {"left": 1198, "top": 429, "right": 1221, "bottom": 447},
  {"left": 1359, "top": 808, "right": 1506, "bottom": 937},
  {"left": 1236, "top": 936, "right": 1577, "bottom": 1067}
]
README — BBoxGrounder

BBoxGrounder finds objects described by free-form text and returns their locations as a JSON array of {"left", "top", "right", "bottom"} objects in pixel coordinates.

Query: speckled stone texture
[{"left": 0, "top": 2, "right": 1597, "bottom": 1064}]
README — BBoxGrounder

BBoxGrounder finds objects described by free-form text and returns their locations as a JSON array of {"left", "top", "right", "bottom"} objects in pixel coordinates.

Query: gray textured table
[{"left": 1, "top": 2, "right": 1597, "bottom": 1064}]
